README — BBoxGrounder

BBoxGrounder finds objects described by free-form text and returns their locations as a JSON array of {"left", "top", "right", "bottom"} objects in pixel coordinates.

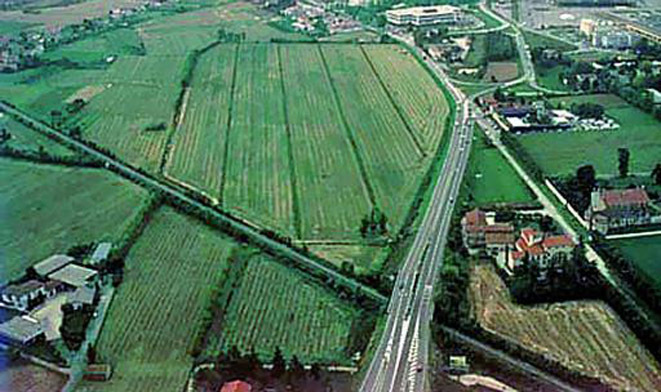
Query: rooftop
[
  {"left": 90, "top": 242, "right": 112, "bottom": 263},
  {"left": 48, "top": 264, "right": 98, "bottom": 288},
  {"left": 220, "top": 380, "right": 253, "bottom": 392},
  {"left": 68, "top": 285, "right": 96, "bottom": 305},
  {"left": 2, "top": 280, "right": 44, "bottom": 298},
  {"left": 0, "top": 316, "right": 43, "bottom": 343},
  {"left": 386, "top": 5, "right": 459, "bottom": 17},
  {"left": 601, "top": 188, "right": 650, "bottom": 208},
  {"left": 33, "top": 254, "right": 74, "bottom": 276}
]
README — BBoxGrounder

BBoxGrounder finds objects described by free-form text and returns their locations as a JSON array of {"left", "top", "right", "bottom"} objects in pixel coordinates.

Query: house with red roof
[
  {"left": 220, "top": 380, "right": 252, "bottom": 392},
  {"left": 585, "top": 188, "right": 658, "bottom": 234},
  {"left": 508, "top": 227, "right": 576, "bottom": 278},
  {"left": 461, "top": 209, "right": 515, "bottom": 257}
]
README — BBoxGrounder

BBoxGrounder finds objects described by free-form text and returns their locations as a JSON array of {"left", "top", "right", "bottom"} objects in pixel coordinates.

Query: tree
[
  {"left": 87, "top": 344, "right": 97, "bottom": 364},
  {"left": 618, "top": 148, "right": 630, "bottom": 178},
  {"left": 652, "top": 163, "right": 661, "bottom": 185},
  {"left": 413, "top": 30, "right": 425, "bottom": 48},
  {"left": 50, "top": 110, "right": 62, "bottom": 128},
  {"left": 272, "top": 346, "right": 286, "bottom": 378},
  {"left": 576, "top": 165, "right": 596, "bottom": 196},
  {"left": 493, "top": 87, "right": 506, "bottom": 102},
  {"left": 289, "top": 355, "right": 305, "bottom": 378}
]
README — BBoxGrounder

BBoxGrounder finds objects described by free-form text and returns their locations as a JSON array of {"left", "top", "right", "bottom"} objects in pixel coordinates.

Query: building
[
  {"left": 33, "top": 254, "right": 74, "bottom": 277},
  {"left": 48, "top": 264, "right": 98, "bottom": 289},
  {"left": 585, "top": 188, "right": 658, "bottom": 234},
  {"left": 461, "top": 209, "right": 515, "bottom": 256},
  {"left": 90, "top": 242, "right": 112, "bottom": 264},
  {"left": 68, "top": 285, "right": 97, "bottom": 311},
  {"left": 647, "top": 88, "right": 661, "bottom": 105},
  {"left": 1, "top": 280, "right": 46, "bottom": 312},
  {"left": 83, "top": 364, "right": 113, "bottom": 382},
  {"left": 508, "top": 228, "right": 576, "bottom": 275},
  {"left": 580, "top": 18, "right": 597, "bottom": 37},
  {"left": 386, "top": 5, "right": 461, "bottom": 26},
  {"left": 220, "top": 380, "right": 253, "bottom": 392},
  {"left": 0, "top": 316, "right": 45, "bottom": 346},
  {"left": 593, "top": 29, "right": 639, "bottom": 49}
]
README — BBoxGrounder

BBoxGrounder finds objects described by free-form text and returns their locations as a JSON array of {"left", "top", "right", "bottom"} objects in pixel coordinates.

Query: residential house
[
  {"left": 0, "top": 315, "right": 45, "bottom": 346},
  {"left": 508, "top": 227, "right": 576, "bottom": 279},
  {"left": 585, "top": 188, "right": 658, "bottom": 234},
  {"left": 461, "top": 209, "right": 515, "bottom": 256}
]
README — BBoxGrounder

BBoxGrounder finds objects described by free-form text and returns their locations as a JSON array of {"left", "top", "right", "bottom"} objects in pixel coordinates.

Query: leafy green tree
[
  {"left": 652, "top": 163, "right": 661, "bottom": 185},
  {"left": 618, "top": 148, "right": 630, "bottom": 178},
  {"left": 272, "top": 346, "right": 286, "bottom": 378}
]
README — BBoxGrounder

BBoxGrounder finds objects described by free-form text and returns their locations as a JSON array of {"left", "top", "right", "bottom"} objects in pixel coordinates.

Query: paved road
[
  {"left": 0, "top": 101, "right": 387, "bottom": 305},
  {"left": 359, "top": 31, "right": 475, "bottom": 391}
]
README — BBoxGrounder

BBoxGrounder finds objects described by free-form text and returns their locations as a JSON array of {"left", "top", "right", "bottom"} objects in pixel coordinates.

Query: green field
[
  {"left": 522, "top": 29, "right": 577, "bottom": 52},
  {"left": 466, "top": 129, "right": 535, "bottom": 205},
  {"left": 516, "top": 94, "right": 661, "bottom": 176},
  {"left": 613, "top": 235, "right": 661, "bottom": 289},
  {"left": 205, "top": 256, "right": 358, "bottom": 364},
  {"left": 166, "top": 43, "right": 449, "bottom": 244},
  {"left": 1, "top": 113, "right": 75, "bottom": 157},
  {"left": 84, "top": 208, "right": 237, "bottom": 392},
  {"left": 0, "top": 158, "right": 149, "bottom": 281}
]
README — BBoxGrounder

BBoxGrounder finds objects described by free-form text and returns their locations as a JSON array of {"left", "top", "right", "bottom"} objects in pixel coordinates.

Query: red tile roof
[
  {"left": 220, "top": 380, "right": 252, "bottom": 392},
  {"left": 485, "top": 232, "right": 515, "bottom": 245},
  {"left": 601, "top": 188, "right": 650, "bottom": 208},
  {"left": 543, "top": 235, "right": 575, "bottom": 248},
  {"left": 463, "top": 208, "right": 486, "bottom": 226},
  {"left": 520, "top": 227, "right": 538, "bottom": 245}
]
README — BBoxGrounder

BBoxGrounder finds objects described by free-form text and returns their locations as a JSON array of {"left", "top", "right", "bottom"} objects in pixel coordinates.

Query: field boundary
[
  {"left": 218, "top": 43, "right": 241, "bottom": 205},
  {"left": 276, "top": 44, "right": 303, "bottom": 240},
  {"left": 358, "top": 45, "right": 426, "bottom": 158},
  {"left": 316, "top": 44, "right": 377, "bottom": 208}
]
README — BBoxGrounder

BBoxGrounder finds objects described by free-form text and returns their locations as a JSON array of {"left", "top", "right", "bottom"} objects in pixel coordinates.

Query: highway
[
  {"left": 359, "top": 34, "right": 475, "bottom": 391},
  {"left": 0, "top": 101, "right": 388, "bottom": 305}
]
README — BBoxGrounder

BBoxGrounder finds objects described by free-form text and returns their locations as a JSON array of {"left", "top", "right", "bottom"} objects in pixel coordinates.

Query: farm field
[
  {"left": 167, "top": 43, "right": 449, "bottom": 244},
  {"left": 0, "top": 158, "right": 149, "bottom": 281},
  {"left": 1, "top": 113, "right": 76, "bottom": 157},
  {"left": 83, "top": 207, "right": 236, "bottom": 392},
  {"left": 613, "top": 235, "right": 661, "bottom": 289},
  {"left": 205, "top": 255, "right": 358, "bottom": 364},
  {"left": 470, "top": 265, "right": 661, "bottom": 392},
  {"left": 465, "top": 130, "right": 535, "bottom": 206},
  {"left": 516, "top": 94, "right": 661, "bottom": 176},
  {"left": 483, "top": 61, "right": 519, "bottom": 82}
]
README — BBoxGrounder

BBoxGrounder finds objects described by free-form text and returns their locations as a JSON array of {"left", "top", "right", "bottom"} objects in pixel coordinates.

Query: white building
[{"left": 386, "top": 5, "right": 461, "bottom": 26}]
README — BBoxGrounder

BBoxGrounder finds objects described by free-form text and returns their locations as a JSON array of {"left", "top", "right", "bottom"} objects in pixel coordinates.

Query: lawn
[
  {"left": 167, "top": 43, "right": 450, "bottom": 245},
  {"left": 0, "top": 158, "right": 149, "bottom": 281},
  {"left": 613, "top": 235, "right": 661, "bottom": 289},
  {"left": 516, "top": 94, "right": 661, "bottom": 176},
  {"left": 204, "top": 255, "right": 358, "bottom": 364},
  {"left": 82, "top": 208, "right": 237, "bottom": 392},
  {"left": 522, "top": 29, "right": 577, "bottom": 52},
  {"left": 465, "top": 129, "right": 535, "bottom": 206},
  {"left": 471, "top": 265, "right": 661, "bottom": 392}
]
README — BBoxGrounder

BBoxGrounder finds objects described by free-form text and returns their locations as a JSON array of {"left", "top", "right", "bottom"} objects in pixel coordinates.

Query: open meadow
[
  {"left": 470, "top": 265, "right": 661, "bottom": 392},
  {"left": 613, "top": 235, "right": 661, "bottom": 289},
  {"left": 0, "top": 158, "right": 149, "bottom": 281},
  {"left": 1, "top": 113, "right": 75, "bottom": 157},
  {"left": 516, "top": 94, "right": 661, "bottom": 176},
  {"left": 205, "top": 255, "right": 358, "bottom": 364},
  {"left": 464, "top": 129, "right": 535, "bottom": 206},
  {"left": 81, "top": 207, "right": 237, "bottom": 392},
  {"left": 166, "top": 43, "right": 450, "bottom": 247}
]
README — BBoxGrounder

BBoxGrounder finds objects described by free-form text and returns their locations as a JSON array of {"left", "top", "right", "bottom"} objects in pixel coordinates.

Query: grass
[
  {"left": 204, "top": 255, "right": 358, "bottom": 364},
  {"left": 82, "top": 207, "right": 236, "bottom": 392},
  {"left": 471, "top": 264, "right": 661, "bottom": 392},
  {"left": 1, "top": 113, "right": 75, "bottom": 157},
  {"left": 0, "top": 158, "right": 149, "bottom": 281},
  {"left": 613, "top": 235, "right": 661, "bottom": 289},
  {"left": 465, "top": 130, "right": 535, "bottom": 206},
  {"left": 0, "top": 20, "right": 39, "bottom": 34},
  {"left": 534, "top": 64, "right": 570, "bottom": 92},
  {"left": 522, "top": 29, "right": 577, "bottom": 52},
  {"left": 167, "top": 43, "right": 450, "bottom": 246},
  {"left": 41, "top": 28, "right": 145, "bottom": 64},
  {"left": 516, "top": 94, "right": 661, "bottom": 176}
]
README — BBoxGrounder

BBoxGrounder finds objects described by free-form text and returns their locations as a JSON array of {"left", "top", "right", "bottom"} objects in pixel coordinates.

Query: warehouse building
[{"left": 386, "top": 5, "right": 461, "bottom": 26}]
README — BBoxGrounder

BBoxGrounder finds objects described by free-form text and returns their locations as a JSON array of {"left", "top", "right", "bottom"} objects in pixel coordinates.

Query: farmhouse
[
  {"left": 508, "top": 228, "right": 576, "bottom": 274},
  {"left": 0, "top": 315, "right": 45, "bottom": 346},
  {"left": 585, "top": 188, "right": 659, "bottom": 234},
  {"left": 386, "top": 5, "right": 461, "bottom": 26},
  {"left": 33, "top": 254, "right": 74, "bottom": 277},
  {"left": 48, "top": 264, "right": 99, "bottom": 289},
  {"left": 461, "top": 209, "right": 515, "bottom": 256},
  {"left": 1, "top": 280, "right": 61, "bottom": 312}
]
